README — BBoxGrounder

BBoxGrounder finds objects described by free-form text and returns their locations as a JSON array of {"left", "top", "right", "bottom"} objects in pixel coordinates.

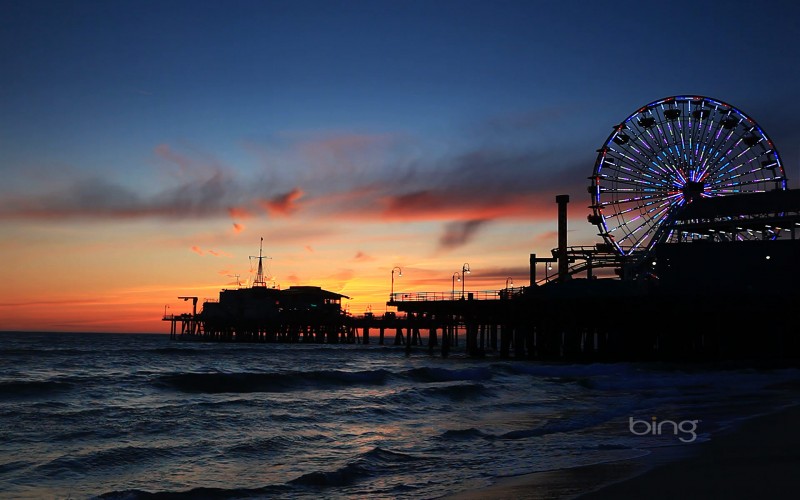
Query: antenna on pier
[{"left": 250, "top": 237, "right": 272, "bottom": 287}]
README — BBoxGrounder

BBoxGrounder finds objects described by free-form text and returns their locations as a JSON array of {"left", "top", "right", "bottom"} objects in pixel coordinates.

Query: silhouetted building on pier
[
  {"left": 166, "top": 95, "right": 800, "bottom": 363},
  {"left": 165, "top": 239, "right": 352, "bottom": 342},
  {"left": 197, "top": 285, "right": 350, "bottom": 342}
]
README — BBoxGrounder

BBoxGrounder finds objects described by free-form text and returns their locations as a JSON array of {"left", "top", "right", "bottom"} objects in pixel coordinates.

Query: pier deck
[{"left": 165, "top": 190, "right": 800, "bottom": 363}]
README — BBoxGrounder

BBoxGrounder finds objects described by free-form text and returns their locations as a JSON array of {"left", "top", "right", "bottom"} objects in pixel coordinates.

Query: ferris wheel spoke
[
  {"left": 602, "top": 176, "right": 667, "bottom": 190},
  {"left": 602, "top": 158, "right": 663, "bottom": 184},
  {"left": 655, "top": 124, "right": 684, "bottom": 168},
  {"left": 711, "top": 177, "right": 780, "bottom": 191},
  {"left": 601, "top": 198, "right": 670, "bottom": 220},
  {"left": 613, "top": 222, "right": 656, "bottom": 251},
  {"left": 615, "top": 202, "right": 676, "bottom": 250},
  {"left": 591, "top": 95, "right": 787, "bottom": 259},
  {"left": 711, "top": 164, "right": 778, "bottom": 184},
  {"left": 700, "top": 126, "right": 747, "bottom": 175},
  {"left": 606, "top": 201, "right": 667, "bottom": 232},
  {"left": 606, "top": 203, "right": 675, "bottom": 249},
  {"left": 707, "top": 160, "right": 780, "bottom": 188},
  {"left": 703, "top": 108, "right": 728, "bottom": 147},
  {"left": 610, "top": 150, "right": 657, "bottom": 180},
  {"left": 638, "top": 151, "right": 679, "bottom": 182},
  {"left": 599, "top": 194, "right": 672, "bottom": 208}
]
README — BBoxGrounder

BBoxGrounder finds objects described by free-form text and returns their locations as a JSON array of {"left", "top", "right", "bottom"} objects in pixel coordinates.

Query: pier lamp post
[
  {"left": 452, "top": 272, "right": 461, "bottom": 300},
  {"left": 502, "top": 277, "right": 514, "bottom": 299},
  {"left": 390, "top": 267, "right": 402, "bottom": 301},
  {"left": 164, "top": 304, "right": 170, "bottom": 318},
  {"left": 461, "top": 263, "right": 471, "bottom": 299}
]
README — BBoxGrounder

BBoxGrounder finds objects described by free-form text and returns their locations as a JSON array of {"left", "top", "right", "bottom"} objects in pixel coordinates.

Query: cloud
[
  {"left": 191, "top": 246, "right": 230, "bottom": 257},
  {"left": 296, "top": 132, "right": 400, "bottom": 186},
  {"left": 354, "top": 251, "right": 375, "bottom": 262},
  {"left": 438, "top": 219, "right": 489, "bottom": 250},
  {"left": 233, "top": 222, "right": 245, "bottom": 233},
  {"left": 155, "top": 143, "right": 193, "bottom": 174},
  {"left": 0, "top": 118, "right": 592, "bottom": 226},
  {"left": 0, "top": 170, "right": 243, "bottom": 220},
  {"left": 378, "top": 189, "right": 547, "bottom": 222},
  {"left": 0, "top": 142, "right": 262, "bottom": 221},
  {"left": 381, "top": 190, "right": 439, "bottom": 217},
  {"left": 317, "top": 145, "right": 591, "bottom": 225},
  {"left": 299, "top": 133, "right": 393, "bottom": 162},
  {"left": 259, "top": 187, "right": 304, "bottom": 216},
  {"left": 6, "top": 178, "right": 142, "bottom": 218},
  {"left": 534, "top": 230, "right": 559, "bottom": 244},
  {"left": 207, "top": 250, "right": 231, "bottom": 257},
  {"left": 290, "top": 148, "right": 589, "bottom": 230},
  {"left": 324, "top": 269, "right": 356, "bottom": 293},
  {"left": 228, "top": 207, "right": 252, "bottom": 219}
]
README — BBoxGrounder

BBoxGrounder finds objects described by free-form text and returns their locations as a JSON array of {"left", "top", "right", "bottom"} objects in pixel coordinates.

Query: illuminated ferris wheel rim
[{"left": 589, "top": 95, "right": 787, "bottom": 258}]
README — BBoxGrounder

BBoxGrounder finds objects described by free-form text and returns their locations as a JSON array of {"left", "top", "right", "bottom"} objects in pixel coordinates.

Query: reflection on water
[{"left": 0, "top": 332, "right": 798, "bottom": 499}]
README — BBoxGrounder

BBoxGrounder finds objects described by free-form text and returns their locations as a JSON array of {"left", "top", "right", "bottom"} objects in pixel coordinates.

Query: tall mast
[{"left": 250, "top": 237, "right": 271, "bottom": 287}]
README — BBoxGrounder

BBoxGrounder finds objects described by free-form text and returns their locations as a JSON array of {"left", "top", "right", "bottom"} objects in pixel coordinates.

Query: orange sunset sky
[{"left": 2, "top": 1, "right": 798, "bottom": 333}]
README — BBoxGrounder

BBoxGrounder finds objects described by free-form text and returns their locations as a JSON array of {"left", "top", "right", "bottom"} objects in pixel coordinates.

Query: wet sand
[{"left": 445, "top": 404, "right": 800, "bottom": 500}]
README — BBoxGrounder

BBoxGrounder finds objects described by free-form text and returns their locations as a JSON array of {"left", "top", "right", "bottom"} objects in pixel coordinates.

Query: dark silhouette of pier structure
[
  {"left": 165, "top": 96, "right": 800, "bottom": 362},
  {"left": 165, "top": 190, "right": 800, "bottom": 361}
]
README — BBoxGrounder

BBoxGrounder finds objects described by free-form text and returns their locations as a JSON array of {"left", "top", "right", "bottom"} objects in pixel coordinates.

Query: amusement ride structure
[
  {"left": 543, "top": 95, "right": 797, "bottom": 282},
  {"left": 591, "top": 95, "right": 786, "bottom": 254},
  {"left": 166, "top": 95, "right": 800, "bottom": 361}
]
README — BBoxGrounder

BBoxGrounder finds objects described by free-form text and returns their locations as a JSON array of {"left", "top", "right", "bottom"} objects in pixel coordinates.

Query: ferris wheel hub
[{"left": 681, "top": 181, "right": 706, "bottom": 203}]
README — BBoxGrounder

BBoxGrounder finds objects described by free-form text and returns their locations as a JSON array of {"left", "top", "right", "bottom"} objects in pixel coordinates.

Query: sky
[{"left": 2, "top": 0, "right": 799, "bottom": 333}]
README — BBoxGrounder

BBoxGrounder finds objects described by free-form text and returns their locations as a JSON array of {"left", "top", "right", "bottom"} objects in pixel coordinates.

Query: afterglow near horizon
[{"left": 1, "top": 0, "right": 798, "bottom": 332}]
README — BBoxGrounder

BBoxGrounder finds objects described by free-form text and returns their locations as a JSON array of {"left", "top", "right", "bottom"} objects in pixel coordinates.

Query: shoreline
[{"left": 444, "top": 403, "right": 800, "bottom": 500}]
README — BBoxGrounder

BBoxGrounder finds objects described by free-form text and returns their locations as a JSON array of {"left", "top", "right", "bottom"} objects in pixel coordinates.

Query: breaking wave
[
  {"left": 290, "top": 446, "right": 423, "bottom": 488},
  {"left": 0, "top": 380, "right": 73, "bottom": 399},
  {"left": 154, "top": 368, "right": 391, "bottom": 393},
  {"left": 95, "top": 485, "right": 291, "bottom": 499},
  {"left": 402, "top": 366, "right": 492, "bottom": 383}
]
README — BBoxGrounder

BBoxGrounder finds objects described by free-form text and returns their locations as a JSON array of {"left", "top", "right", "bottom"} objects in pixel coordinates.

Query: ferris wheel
[{"left": 588, "top": 95, "right": 787, "bottom": 258}]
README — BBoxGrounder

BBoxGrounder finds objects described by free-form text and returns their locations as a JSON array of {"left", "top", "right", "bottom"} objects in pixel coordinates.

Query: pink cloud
[
  {"left": 259, "top": 187, "right": 304, "bottom": 216},
  {"left": 191, "top": 246, "right": 230, "bottom": 257},
  {"left": 228, "top": 206, "right": 252, "bottom": 219},
  {"left": 354, "top": 251, "right": 375, "bottom": 262}
]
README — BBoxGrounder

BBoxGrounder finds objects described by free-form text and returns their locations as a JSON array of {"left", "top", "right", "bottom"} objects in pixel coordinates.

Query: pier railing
[{"left": 390, "top": 288, "right": 524, "bottom": 302}]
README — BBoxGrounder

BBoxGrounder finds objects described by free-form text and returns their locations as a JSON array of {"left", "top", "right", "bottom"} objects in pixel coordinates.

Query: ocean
[{"left": 1, "top": 331, "right": 798, "bottom": 499}]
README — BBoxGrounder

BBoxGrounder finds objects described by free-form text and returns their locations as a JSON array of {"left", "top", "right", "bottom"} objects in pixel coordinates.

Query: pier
[
  {"left": 165, "top": 189, "right": 800, "bottom": 362},
  {"left": 165, "top": 96, "right": 800, "bottom": 362}
]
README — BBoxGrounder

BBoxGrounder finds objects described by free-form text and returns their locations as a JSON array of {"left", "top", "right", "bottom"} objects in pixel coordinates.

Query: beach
[{"left": 449, "top": 404, "right": 800, "bottom": 499}]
